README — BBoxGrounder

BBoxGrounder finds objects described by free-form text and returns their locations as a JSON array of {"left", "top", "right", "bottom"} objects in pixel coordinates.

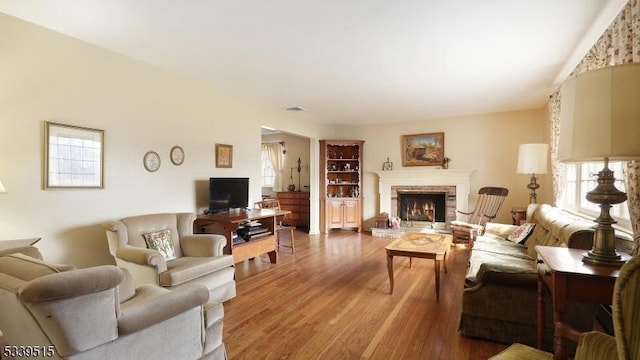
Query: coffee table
[{"left": 385, "top": 232, "right": 453, "bottom": 302}]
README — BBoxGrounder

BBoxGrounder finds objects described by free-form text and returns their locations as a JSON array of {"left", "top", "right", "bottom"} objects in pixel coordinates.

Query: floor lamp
[
  {"left": 558, "top": 63, "right": 640, "bottom": 266},
  {"left": 517, "top": 144, "right": 548, "bottom": 204}
]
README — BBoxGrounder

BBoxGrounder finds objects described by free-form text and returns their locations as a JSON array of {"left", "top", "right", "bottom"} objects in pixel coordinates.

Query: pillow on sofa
[
  {"left": 143, "top": 229, "right": 176, "bottom": 260},
  {"left": 506, "top": 223, "right": 536, "bottom": 244}
]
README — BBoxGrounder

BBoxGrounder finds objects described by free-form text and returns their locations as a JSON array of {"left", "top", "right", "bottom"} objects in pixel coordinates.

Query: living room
[
  {"left": 0, "top": 4, "right": 558, "bottom": 266},
  {"left": 1, "top": 1, "right": 639, "bottom": 359}
]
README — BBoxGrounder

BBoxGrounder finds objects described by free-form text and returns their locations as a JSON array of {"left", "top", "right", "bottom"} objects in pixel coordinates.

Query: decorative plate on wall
[
  {"left": 170, "top": 145, "right": 185, "bottom": 165},
  {"left": 143, "top": 151, "right": 161, "bottom": 172}
]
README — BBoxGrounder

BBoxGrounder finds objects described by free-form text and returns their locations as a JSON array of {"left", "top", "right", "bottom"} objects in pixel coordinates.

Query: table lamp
[
  {"left": 517, "top": 143, "right": 548, "bottom": 204},
  {"left": 558, "top": 63, "right": 640, "bottom": 266}
]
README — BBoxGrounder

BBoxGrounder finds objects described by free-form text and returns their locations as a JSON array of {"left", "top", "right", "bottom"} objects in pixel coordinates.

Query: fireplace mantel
[{"left": 375, "top": 169, "right": 475, "bottom": 217}]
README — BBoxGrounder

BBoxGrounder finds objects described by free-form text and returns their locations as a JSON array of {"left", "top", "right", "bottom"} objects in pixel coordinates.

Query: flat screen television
[{"left": 208, "top": 177, "right": 250, "bottom": 213}]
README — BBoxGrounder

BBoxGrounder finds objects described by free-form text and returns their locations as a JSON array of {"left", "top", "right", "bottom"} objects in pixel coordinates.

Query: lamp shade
[
  {"left": 558, "top": 63, "right": 640, "bottom": 162},
  {"left": 0, "top": 180, "right": 6, "bottom": 193},
  {"left": 517, "top": 144, "right": 548, "bottom": 174}
]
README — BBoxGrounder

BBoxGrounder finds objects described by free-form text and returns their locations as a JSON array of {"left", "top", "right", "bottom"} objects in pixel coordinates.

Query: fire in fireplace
[{"left": 397, "top": 191, "right": 447, "bottom": 223}]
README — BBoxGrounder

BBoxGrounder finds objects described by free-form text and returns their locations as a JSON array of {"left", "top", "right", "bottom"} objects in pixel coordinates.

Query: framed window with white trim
[
  {"left": 44, "top": 121, "right": 104, "bottom": 189},
  {"left": 558, "top": 161, "right": 630, "bottom": 230}
]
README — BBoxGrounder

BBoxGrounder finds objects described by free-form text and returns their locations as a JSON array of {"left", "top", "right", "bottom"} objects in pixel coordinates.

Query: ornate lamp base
[
  {"left": 582, "top": 158, "right": 627, "bottom": 267},
  {"left": 526, "top": 174, "right": 540, "bottom": 204}
]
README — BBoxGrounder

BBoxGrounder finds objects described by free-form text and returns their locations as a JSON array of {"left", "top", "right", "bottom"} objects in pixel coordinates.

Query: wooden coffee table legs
[
  {"left": 387, "top": 254, "right": 395, "bottom": 294},
  {"left": 386, "top": 252, "right": 447, "bottom": 302},
  {"left": 434, "top": 259, "right": 441, "bottom": 301}
]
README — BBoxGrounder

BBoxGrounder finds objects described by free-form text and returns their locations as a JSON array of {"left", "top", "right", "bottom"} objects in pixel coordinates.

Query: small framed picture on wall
[{"left": 215, "top": 144, "right": 233, "bottom": 168}]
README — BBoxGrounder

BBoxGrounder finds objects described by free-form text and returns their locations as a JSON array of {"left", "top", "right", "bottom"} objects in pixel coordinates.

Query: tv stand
[{"left": 194, "top": 209, "right": 291, "bottom": 264}]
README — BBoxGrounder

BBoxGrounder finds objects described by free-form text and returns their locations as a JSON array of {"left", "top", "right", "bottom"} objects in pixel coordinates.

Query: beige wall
[
  {"left": 338, "top": 108, "right": 552, "bottom": 228},
  {"left": 0, "top": 13, "right": 552, "bottom": 267},
  {"left": 0, "top": 14, "right": 331, "bottom": 266}
]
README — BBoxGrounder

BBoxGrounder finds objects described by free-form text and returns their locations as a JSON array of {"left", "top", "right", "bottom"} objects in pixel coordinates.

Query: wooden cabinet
[
  {"left": 327, "top": 198, "right": 360, "bottom": 229},
  {"left": 276, "top": 191, "right": 310, "bottom": 228},
  {"left": 320, "top": 140, "right": 364, "bottom": 233}
]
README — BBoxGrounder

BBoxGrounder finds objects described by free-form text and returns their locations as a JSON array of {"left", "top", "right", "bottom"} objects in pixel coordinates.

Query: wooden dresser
[{"left": 276, "top": 192, "right": 310, "bottom": 228}]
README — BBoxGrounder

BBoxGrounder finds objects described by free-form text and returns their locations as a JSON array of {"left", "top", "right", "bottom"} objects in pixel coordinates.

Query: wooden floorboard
[{"left": 224, "top": 230, "right": 508, "bottom": 360}]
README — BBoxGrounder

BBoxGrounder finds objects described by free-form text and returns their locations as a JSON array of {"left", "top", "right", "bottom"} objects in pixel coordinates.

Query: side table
[
  {"left": 511, "top": 207, "right": 527, "bottom": 225},
  {"left": 536, "top": 246, "right": 630, "bottom": 360}
]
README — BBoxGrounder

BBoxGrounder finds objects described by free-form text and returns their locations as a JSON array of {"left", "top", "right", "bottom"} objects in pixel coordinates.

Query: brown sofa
[{"left": 460, "top": 203, "right": 632, "bottom": 350}]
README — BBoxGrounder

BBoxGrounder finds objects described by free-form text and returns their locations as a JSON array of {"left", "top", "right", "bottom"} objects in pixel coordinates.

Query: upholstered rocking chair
[
  {"left": 489, "top": 252, "right": 640, "bottom": 360},
  {"left": 450, "top": 186, "right": 509, "bottom": 244}
]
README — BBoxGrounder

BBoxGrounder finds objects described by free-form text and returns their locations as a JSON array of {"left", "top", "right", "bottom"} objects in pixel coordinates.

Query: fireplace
[
  {"left": 374, "top": 168, "right": 475, "bottom": 236},
  {"left": 397, "top": 191, "right": 446, "bottom": 222},
  {"left": 392, "top": 185, "right": 455, "bottom": 224}
]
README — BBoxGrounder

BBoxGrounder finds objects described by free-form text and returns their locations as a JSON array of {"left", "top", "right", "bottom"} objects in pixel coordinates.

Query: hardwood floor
[{"left": 224, "top": 230, "right": 508, "bottom": 360}]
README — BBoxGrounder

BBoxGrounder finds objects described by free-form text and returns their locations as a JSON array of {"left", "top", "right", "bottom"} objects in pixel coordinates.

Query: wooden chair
[
  {"left": 450, "top": 186, "right": 509, "bottom": 244},
  {"left": 255, "top": 199, "right": 296, "bottom": 254}
]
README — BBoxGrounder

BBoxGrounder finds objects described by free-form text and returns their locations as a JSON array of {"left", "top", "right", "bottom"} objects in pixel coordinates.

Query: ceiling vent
[{"left": 285, "top": 106, "right": 306, "bottom": 112}]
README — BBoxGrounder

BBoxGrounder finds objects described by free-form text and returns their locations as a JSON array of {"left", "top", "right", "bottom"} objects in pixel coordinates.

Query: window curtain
[
  {"left": 549, "top": 0, "right": 640, "bottom": 255},
  {"left": 263, "top": 142, "right": 283, "bottom": 191}
]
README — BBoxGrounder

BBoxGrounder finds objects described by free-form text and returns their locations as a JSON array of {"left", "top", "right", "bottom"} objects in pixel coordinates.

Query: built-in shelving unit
[{"left": 319, "top": 140, "right": 364, "bottom": 233}]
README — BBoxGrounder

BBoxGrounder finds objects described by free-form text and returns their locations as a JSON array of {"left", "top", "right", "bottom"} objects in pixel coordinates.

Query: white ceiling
[{"left": 0, "top": 0, "right": 628, "bottom": 125}]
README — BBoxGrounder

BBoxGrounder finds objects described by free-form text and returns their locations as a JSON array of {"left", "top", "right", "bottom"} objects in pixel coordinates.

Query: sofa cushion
[
  {"left": 143, "top": 229, "right": 176, "bottom": 261},
  {"left": 484, "top": 223, "right": 518, "bottom": 239},
  {"left": 159, "top": 256, "right": 235, "bottom": 287},
  {"left": 472, "top": 241, "right": 532, "bottom": 259},
  {"left": 507, "top": 223, "right": 536, "bottom": 244},
  {"left": 118, "top": 284, "right": 208, "bottom": 335},
  {"left": 466, "top": 249, "right": 536, "bottom": 286}
]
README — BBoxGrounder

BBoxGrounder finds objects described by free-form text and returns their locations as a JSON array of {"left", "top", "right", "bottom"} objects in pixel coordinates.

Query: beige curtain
[
  {"left": 550, "top": 0, "right": 640, "bottom": 254},
  {"left": 263, "top": 142, "right": 283, "bottom": 191},
  {"left": 625, "top": 162, "right": 640, "bottom": 255}
]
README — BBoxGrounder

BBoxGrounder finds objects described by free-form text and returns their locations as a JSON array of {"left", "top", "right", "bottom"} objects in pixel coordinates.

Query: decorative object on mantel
[
  {"left": 382, "top": 157, "right": 393, "bottom": 171},
  {"left": 558, "top": 63, "right": 640, "bottom": 266},
  {"left": 143, "top": 150, "right": 161, "bottom": 172},
  {"left": 169, "top": 145, "right": 184, "bottom": 166},
  {"left": 402, "top": 132, "right": 445, "bottom": 166},
  {"left": 442, "top": 157, "right": 451, "bottom": 169},
  {"left": 215, "top": 143, "right": 233, "bottom": 168},
  {"left": 516, "top": 144, "right": 548, "bottom": 204}
]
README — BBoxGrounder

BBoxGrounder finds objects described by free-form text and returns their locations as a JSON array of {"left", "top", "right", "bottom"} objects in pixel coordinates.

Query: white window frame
[{"left": 558, "top": 161, "right": 631, "bottom": 230}]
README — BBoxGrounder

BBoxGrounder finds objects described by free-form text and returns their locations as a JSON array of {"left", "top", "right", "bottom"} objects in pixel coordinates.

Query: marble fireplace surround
[{"left": 375, "top": 169, "right": 475, "bottom": 224}]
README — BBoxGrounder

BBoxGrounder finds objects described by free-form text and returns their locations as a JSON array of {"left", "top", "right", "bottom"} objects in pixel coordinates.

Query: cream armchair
[
  {"left": 0, "top": 252, "right": 226, "bottom": 360},
  {"left": 105, "top": 213, "right": 236, "bottom": 303}
]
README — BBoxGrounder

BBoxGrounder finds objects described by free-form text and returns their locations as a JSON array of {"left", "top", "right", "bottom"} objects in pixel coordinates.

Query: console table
[
  {"left": 194, "top": 209, "right": 290, "bottom": 264},
  {"left": 536, "top": 245, "right": 630, "bottom": 360}
]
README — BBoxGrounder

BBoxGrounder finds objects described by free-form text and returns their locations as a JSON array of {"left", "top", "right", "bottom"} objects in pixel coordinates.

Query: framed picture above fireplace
[{"left": 402, "top": 132, "right": 444, "bottom": 166}]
